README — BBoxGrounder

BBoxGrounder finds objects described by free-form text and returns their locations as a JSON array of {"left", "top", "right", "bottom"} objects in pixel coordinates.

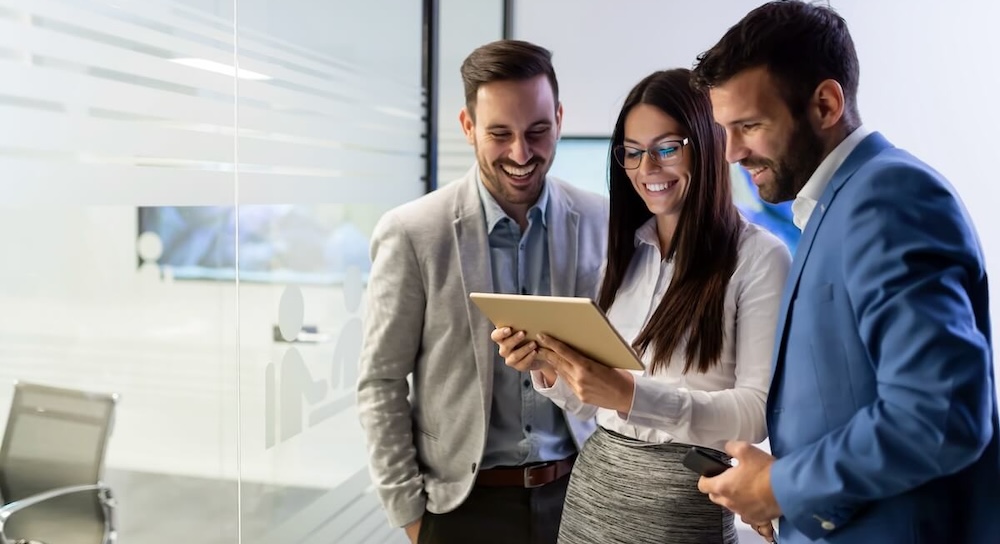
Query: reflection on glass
[{"left": 138, "top": 204, "right": 380, "bottom": 284}]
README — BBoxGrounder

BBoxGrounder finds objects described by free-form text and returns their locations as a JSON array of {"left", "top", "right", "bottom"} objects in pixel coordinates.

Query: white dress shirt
[
  {"left": 534, "top": 217, "right": 791, "bottom": 450},
  {"left": 792, "top": 125, "right": 873, "bottom": 230}
]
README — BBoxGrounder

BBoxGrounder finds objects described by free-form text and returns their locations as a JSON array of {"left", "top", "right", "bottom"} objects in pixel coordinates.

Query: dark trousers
[{"left": 417, "top": 473, "right": 570, "bottom": 544}]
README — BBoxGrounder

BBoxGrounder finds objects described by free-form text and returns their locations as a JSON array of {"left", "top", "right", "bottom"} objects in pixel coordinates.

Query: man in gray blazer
[{"left": 357, "top": 40, "right": 609, "bottom": 544}]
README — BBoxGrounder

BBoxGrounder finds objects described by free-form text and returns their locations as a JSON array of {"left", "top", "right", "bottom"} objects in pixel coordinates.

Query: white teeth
[
  {"left": 501, "top": 164, "right": 537, "bottom": 177},
  {"left": 646, "top": 181, "right": 675, "bottom": 192}
]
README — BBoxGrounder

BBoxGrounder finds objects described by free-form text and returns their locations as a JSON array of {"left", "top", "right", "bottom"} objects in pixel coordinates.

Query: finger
[
  {"left": 536, "top": 347, "right": 558, "bottom": 365},
  {"left": 697, "top": 476, "right": 713, "bottom": 494},
  {"left": 537, "top": 334, "right": 582, "bottom": 366},
  {"left": 538, "top": 334, "right": 595, "bottom": 369},
  {"left": 490, "top": 327, "right": 512, "bottom": 342},
  {"left": 539, "top": 349, "right": 579, "bottom": 382},
  {"left": 706, "top": 492, "right": 730, "bottom": 510},
  {"left": 496, "top": 330, "right": 527, "bottom": 357},
  {"left": 536, "top": 332, "right": 566, "bottom": 351},
  {"left": 755, "top": 522, "right": 775, "bottom": 543},
  {"left": 506, "top": 341, "right": 538, "bottom": 369},
  {"left": 725, "top": 440, "right": 749, "bottom": 458}
]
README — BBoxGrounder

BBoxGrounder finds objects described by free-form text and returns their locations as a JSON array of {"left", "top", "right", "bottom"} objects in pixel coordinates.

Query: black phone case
[{"left": 682, "top": 447, "right": 731, "bottom": 477}]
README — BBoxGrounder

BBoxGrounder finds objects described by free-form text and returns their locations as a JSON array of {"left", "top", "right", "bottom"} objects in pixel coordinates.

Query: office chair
[{"left": 0, "top": 382, "right": 119, "bottom": 544}]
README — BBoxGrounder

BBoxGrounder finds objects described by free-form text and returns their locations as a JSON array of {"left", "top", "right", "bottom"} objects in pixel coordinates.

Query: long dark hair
[{"left": 597, "top": 69, "right": 740, "bottom": 374}]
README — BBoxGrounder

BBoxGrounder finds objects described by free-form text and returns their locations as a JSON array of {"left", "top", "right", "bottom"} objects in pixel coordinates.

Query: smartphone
[{"left": 682, "top": 446, "right": 731, "bottom": 477}]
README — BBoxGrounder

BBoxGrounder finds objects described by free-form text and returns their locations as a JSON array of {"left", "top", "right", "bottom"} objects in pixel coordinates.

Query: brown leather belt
[{"left": 475, "top": 455, "right": 576, "bottom": 488}]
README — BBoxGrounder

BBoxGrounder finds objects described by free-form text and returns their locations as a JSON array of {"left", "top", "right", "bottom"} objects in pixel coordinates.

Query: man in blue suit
[{"left": 692, "top": 2, "right": 998, "bottom": 543}]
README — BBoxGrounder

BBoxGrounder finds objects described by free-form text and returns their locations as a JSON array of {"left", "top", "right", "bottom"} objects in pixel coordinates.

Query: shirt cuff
[
  {"left": 620, "top": 374, "right": 685, "bottom": 425},
  {"left": 531, "top": 369, "right": 561, "bottom": 393}
]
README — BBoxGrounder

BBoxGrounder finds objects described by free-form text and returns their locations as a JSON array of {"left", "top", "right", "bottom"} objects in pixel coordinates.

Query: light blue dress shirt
[{"left": 476, "top": 174, "right": 576, "bottom": 469}]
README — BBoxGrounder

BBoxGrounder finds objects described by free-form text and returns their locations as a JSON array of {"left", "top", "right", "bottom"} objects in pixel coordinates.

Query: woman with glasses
[{"left": 492, "top": 69, "right": 791, "bottom": 544}]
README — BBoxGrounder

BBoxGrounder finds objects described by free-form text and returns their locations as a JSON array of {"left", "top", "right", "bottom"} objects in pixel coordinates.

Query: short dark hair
[
  {"left": 460, "top": 40, "right": 559, "bottom": 119},
  {"left": 691, "top": 0, "right": 860, "bottom": 123},
  {"left": 599, "top": 69, "right": 740, "bottom": 375}
]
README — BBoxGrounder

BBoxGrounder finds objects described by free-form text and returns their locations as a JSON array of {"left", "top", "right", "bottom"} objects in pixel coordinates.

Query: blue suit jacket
[{"left": 767, "top": 132, "right": 999, "bottom": 543}]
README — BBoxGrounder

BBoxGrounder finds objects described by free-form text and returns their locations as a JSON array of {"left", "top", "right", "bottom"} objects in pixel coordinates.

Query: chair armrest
[{"left": 0, "top": 483, "right": 116, "bottom": 544}]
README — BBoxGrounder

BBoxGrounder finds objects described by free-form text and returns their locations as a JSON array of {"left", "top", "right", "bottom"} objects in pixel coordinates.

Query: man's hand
[
  {"left": 536, "top": 333, "right": 635, "bottom": 413},
  {"left": 697, "top": 441, "right": 781, "bottom": 525},
  {"left": 404, "top": 518, "right": 422, "bottom": 544},
  {"left": 743, "top": 515, "right": 776, "bottom": 543}
]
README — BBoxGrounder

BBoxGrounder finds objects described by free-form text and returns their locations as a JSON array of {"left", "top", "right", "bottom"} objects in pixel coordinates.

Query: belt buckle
[{"left": 523, "top": 463, "right": 549, "bottom": 489}]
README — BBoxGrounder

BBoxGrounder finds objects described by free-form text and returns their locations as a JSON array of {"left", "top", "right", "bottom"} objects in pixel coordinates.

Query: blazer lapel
[
  {"left": 546, "top": 181, "right": 580, "bottom": 297},
  {"left": 769, "top": 132, "right": 894, "bottom": 386},
  {"left": 453, "top": 168, "right": 496, "bottom": 402}
]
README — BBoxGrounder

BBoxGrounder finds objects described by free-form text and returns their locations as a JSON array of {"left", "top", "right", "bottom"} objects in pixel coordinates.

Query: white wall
[
  {"left": 836, "top": 0, "right": 1000, "bottom": 360},
  {"left": 514, "top": 0, "right": 767, "bottom": 136},
  {"left": 516, "top": 0, "right": 1000, "bottom": 367}
]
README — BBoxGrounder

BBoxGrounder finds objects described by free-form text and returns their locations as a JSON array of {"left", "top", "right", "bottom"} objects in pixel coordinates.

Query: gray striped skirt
[{"left": 557, "top": 426, "right": 738, "bottom": 544}]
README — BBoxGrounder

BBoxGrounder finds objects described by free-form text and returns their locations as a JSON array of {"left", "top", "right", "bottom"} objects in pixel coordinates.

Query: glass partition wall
[
  {"left": 232, "top": 1, "right": 425, "bottom": 543},
  {"left": 0, "top": 0, "right": 433, "bottom": 542}
]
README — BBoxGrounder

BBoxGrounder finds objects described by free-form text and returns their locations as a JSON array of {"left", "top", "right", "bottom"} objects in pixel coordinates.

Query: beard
[
  {"left": 475, "top": 144, "right": 551, "bottom": 207},
  {"left": 743, "top": 118, "right": 826, "bottom": 204}
]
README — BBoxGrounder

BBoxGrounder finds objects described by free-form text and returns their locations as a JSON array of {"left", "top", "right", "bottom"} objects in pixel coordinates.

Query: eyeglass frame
[{"left": 612, "top": 137, "right": 690, "bottom": 170}]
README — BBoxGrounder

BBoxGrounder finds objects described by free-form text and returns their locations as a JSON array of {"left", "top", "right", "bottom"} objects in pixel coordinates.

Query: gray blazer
[{"left": 357, "top": 165, "right": 609, "bottom": 528}]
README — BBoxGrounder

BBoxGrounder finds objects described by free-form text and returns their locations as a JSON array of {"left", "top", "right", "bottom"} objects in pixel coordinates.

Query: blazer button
[
  {"left": 471, "top": 462, "right": 477, "bottom": 473},
  {"left": 820, "top": 520, "right": 836, "bottom": 531}
]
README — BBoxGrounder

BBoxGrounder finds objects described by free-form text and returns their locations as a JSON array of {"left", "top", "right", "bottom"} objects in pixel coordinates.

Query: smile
[
  {"left": 746, "top": 166, "right": 770, "bottom": 184},
  {"left": 500, "top": 163, "right": 537, "bottom": 179},
  {"left": 645, "top": 180, "right": 678, "bottom": 193}
]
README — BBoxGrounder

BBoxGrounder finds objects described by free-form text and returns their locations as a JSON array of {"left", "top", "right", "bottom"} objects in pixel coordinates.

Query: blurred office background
[{"left": 0, "top": 1, "right": 995, "bottom": 543}]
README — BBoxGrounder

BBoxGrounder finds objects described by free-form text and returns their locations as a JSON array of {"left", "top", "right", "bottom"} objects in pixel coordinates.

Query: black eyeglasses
[{"left": 612, "top": 138, "right": 690, "bottom": 170}]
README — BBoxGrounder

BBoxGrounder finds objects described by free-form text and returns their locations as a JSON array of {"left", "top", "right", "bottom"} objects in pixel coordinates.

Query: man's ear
[
  {"left": 459, "top": 107, "right": 476, "bottom": 145},
  {"left": 809, "top": 79, "right": 845, "bottom": 130},
  {"left": 555, "top": 102, "right": 564, "bottom": 139}
]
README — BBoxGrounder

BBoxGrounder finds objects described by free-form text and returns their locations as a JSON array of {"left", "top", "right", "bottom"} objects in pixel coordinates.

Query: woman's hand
[
  {"left": 536, "top": 333, "right": 635, "bottom": 413},
  {"left": 490, "top": 327, "right": 557, "bottom": 385}
]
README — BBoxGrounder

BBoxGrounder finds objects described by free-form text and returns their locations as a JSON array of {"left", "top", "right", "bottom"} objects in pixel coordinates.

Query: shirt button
[
  {"left": 523, "top": 379, "right": 531, "bottom": 388},
  {"left": 525, "top": 425, "right": 532, "bottom": 433},
  {"left": 820, "top": 520, "right": 836, "bottom": 531}
]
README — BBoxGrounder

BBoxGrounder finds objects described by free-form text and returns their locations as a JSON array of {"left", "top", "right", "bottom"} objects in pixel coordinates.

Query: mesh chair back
[{"left": 0, "top": 382, "right": 117, "bottom": 544}]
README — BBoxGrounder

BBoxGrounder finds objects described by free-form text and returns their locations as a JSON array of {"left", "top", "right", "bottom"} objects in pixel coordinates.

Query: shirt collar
[
  {"left": 792, "top": 124, "right": 873, "bottom": 230},
  {"left": 476, "top": 167, "right": 550, "bottom": 233},
  {"left": 634, "top": 216, "right": 659, "bottom": 249}
]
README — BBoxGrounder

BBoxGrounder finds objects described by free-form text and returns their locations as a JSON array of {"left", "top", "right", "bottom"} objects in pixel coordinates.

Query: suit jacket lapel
[
  {"left": 546, "top": 181, "right": 580, "bottom": 297},
  {"left": 453, "top": 167, "right": 496, "bottom": 402},
  {"left": 769, "top": 133, "right": 894, "bottom": 387}
]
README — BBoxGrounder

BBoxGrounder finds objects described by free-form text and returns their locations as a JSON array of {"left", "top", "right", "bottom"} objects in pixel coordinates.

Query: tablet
[{"left": 469, "top": 293, "right": 645, "bottom": 371}]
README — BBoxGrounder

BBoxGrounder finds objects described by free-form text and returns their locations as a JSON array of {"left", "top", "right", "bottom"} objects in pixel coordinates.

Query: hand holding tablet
[{"left": 470, "top": 293, "right": 645, "bottom": 372}]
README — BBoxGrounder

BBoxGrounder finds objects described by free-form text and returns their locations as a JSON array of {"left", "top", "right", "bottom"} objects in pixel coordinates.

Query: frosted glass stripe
[
  {"left": 0, "top": 160, "right": 233, "bottom": 205},
  {"left": 1, "top": 107, "right": 421, "bottom": 169},
  {"left": 237, "top": 173, "right": 423, "bottom": 206},
  {"left": 0, "top": 62, "right": 423, "bottom": 146},
  {"left": 0, "top": 159, "right": 423, "bottom": 206},
  {"left": 0, "top": 1, "right": 422, "bottom": 110}
]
